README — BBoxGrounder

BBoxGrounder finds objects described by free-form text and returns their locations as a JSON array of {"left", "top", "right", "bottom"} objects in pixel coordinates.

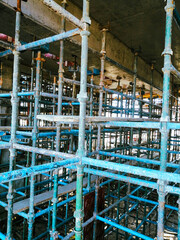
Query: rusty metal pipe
[{"left": 17, "top": 0, "right": 21, "bottom": 12}]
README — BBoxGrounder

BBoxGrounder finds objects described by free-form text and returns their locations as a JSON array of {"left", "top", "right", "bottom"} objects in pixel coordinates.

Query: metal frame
[{"left": 0, "top": 0, "right": 179, "bottom": 240}]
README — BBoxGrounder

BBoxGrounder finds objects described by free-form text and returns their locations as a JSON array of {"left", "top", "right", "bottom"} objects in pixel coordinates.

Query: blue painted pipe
[
  {"left": 0, "top": 232, "right": 6, "bottom": 240},
  {"left": 98, "top": 151, "right": 178, "bottom": 169},
  {"left": 173, "top": 7, "right": 180, "bottom": 29},
  {"left": 6, "top": 9, "right": 21, "bottom": 240},
  {"left": 0, "top": 28, "right": 80, "bottom": 58},
  {"left": 105, "top": 121, "right": 160, "bottom": 129},
  {"left": 128, "top": 205, "right": 157, "bottom": 240},
  {"left": 35, "top": 195, "right": 76, "bottom": 218},
  {"left": 75, "top": 1, "right": 90, "bottom": 239},
  {"left": 0, "top": 92, "right": 34, "bottom": 98},
  {"left": 96, "top": 215, "right": 153, "bottom": 240},
  {"left": 84, "top": 167, "right": 158, "bottom": 190},
  {"left": 18, "top": 29, "right": 80, "bottom": 52},
  {"left": 129, "top": 195, "right": 178, "bottom": 211},
  {"left": 0, "top": 158, "right": 78, "bottom": 183},
  {"left": 83, "top": 157, "right": 180, "bottom": 184},
  {"left": 62, "top": 102, "right": 80, "bottom": 106},
  {"left": 158, "top": 1, "right": 175, "bottom": 239}
]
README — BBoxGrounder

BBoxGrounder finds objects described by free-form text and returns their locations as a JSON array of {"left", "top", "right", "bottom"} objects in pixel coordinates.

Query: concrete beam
[{"left": 1, "top": 0, "right": 163, "bottom": 91}]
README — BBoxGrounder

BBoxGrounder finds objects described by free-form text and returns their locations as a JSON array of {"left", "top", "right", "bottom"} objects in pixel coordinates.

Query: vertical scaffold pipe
[
  {"left": 93, "top": 28, "right": 107, "bottom": 240},
  {"left": 51, "top": 1, "right": 67, "bottom": 239},
  {"left": 87, "top": 75, "right": 94, "bottom": 191},
  {"left": 69, "top": 71, "right": 77, "bottom": 181},
  {"left": 75, "top": 0, "right": 90, "bottom": 239},
  {"left": 178, "top": 197, "right": 180, "bottom": 240},
  {"left": 29, "top": 49, "right": 35, "bottom": 127},
  {"left": 23, "top": 50, "right": 35, "bottom": 240},
  {"left": 69, "top": 71, "right": 77, "bottom": 154},
  {"left": 53, "top": 76, "right": 57, "bottom": 118},
  {"left": 51, "top": 1, "right": 66, "bottom": 238},
  {"left": 28, "top": 51, "right": 42, "bottom": 240},
  {"left": 147, "top": 64, "right": 154, "bottom": 159},
  {"left": 149, "top": 64, "right": 154, "bottom": 118},
  {"left": 130, "top": 53, "right": 138, "bottom": 154},
  {"left": 89, "top": 75, "right": 94, "bottom": 152},
  {"left": 47, "top": 76, "right": 57, "bottom": 237},
  {"left": 6, "top": 2, "right": 21, "bottom": 239},
  {"left": 55, "top": 0, "right": 66, "bottom": 153},
  {"left": 132, "top": 52, "right": 138, "bottom": 117},
  {"left": 157, "top": 1, "right": 174, "bottom": 240}
]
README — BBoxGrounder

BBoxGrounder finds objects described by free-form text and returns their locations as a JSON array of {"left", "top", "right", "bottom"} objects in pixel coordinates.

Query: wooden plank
[
  {"left": 9, "top": 175, "right": 97, "bottom": 214},
  {"left": 37, "top": 115, "right": 159, "bottom": 123}
]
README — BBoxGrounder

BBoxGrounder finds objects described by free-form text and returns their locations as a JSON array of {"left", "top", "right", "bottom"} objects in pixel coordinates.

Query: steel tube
[
  {"left": 178, "top": 198, "right": 180, "bottom": 239},
  {"left": 84, "top": 168, "right": 158, "bottom": 190},
  {"left": 75, "top": 1, "right": 90, "bottom": 239},
  {"left": 28, "top": 51, "right": 41, "bottom": 240},
  {"left": 0, "top": 29, "right": 80, "bottom": 58},
  {"left": 96, "top": 216, "right": 153, "bottom": 240},
  {"left": 105, "top": 121, "right": 160, "bottom": 129},
  {"left": 158, "top": 1, "right": 175, "bottom": 239},
  {"left": 173, "top": 7, "right": 180, "bottom": 29},
  {"left": 0, "top": 158, "right": 78, "bottom": 183},
  {"left": 0, "top": 232, "right": 6, "bottom": 240},
  {"left": 93, "top": 29, "right": 107, "bottom": 240},
  {"left": 18, "top": 29, "right": 80, "bottom": 52},
  {"left": 82, "top": 157, "right": 180, "bottom": 184},
  {"left": 41, "top": 0, "right": 84, "bottom": 29},
  {"left": 51, "top": 2, "right": 66, "bottom": 238},
  {"left": 98, "top": 151, "right": 178, "bottom": 169},
  {"left": 13, "top": 143, "right": 75, "bottom": 159},
  {"left": 170, "top": 65, "right": 180, "bottom": 79},
  {"left": 6, "top": 8, "right": 21, "bottom": 240},
  {"left": 0, "top": 92, "right": 34, "bottom": 98},
  {"left": 64, "top": 77, "right": 100, "bottom": 89}
]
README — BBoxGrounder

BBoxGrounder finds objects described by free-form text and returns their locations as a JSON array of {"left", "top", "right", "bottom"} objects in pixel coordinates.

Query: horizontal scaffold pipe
[
  {"left": 0, "top": 158, "right": 78, "bottom": 184},
  {"left": 131, "top": 145, "right": 180, "bottom": 155},
  {"left": 105, "top": 121, "right": 160, "bottom": 129},
  {"left": 82, "top": 157, "right": 180, "bottom": 184},
  {"left": 129, "top": 195, "right": 178, "bottom": 211},
  {"left": 62, "top": 185, "right": 141, "bottom": 240},
  {"left": 174, "top": 7, "right": 180, "bottom": 30},
  {"left": 0, "top": 232, "right": 6, "bottom": 240},
  {"left": 41, "top": 0, "right": 85, "bottom": 29},
  {"left": 0, "top": 142, "right": 10, "bottom": 149},
  {"left": 16, "top": 131, "right": 60, "bottom": 138},
  {"left": 96, "top": 216, "right": 154, "bottom": 240},
  {"left": 103, "top": 87, "right": 162, "bottom": 108},
  {"left": 98, "top": 151, "right": 178, "bottom": 169},
  {"left": 64, "top": 77, "right": 101, "bottom": 89},
  {"left": 167, "top": 122, "right": 180, "bottom": 129},
  {"left": 84, "top": 168, "right": 158, "bottom": 190},
  {"left": 85, "top": 167, "right": 180, "bottom": 194},
  {"left": 13, "top": 143, "right": 75, "bottom": 159},
  {"left": 18, "top": 28, "right": 80, "bottom": 51},
  {"left": 0, "top": 28, "right": 81, "bottom": 58},
  {"left": 35, "top": 195, "right": 76, "bottom": 218},
  {"left": 170, "top": 65, "right": 180, "bottom": 79},
  {"left": 41, "top": 92, "right": 79, "bottom": 102},
  {"left": 0, "top": 92, "right": 34, "bottom": 98}
]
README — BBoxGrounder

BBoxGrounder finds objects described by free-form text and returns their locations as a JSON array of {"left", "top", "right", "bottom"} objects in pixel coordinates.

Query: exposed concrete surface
[{"left": 0, "top": 0, "right": 170, "bottom": 92}]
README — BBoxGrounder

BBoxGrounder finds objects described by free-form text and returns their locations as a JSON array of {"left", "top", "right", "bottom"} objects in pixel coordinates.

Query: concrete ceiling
[
  {"left": 71, "top": 0, "right": 180, "bottom": 74},
  {"left": 0, "top": 0, "right": 179, "bottom": 95}
]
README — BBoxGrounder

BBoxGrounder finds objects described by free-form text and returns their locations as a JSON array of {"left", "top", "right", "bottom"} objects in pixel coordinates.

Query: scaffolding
[{"left": 0, "top": 0, "right": 179, "bottom": 239}]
